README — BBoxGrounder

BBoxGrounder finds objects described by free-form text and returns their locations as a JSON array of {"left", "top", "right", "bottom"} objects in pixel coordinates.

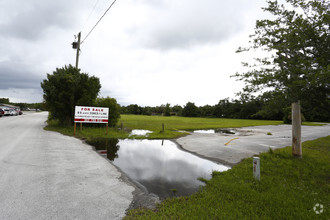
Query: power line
[
  {"left": 81, "top": 0, "right": 101, "bottom": 32},
  {"left": 81, "top": 0, "right": 117, "bottom": 45}
]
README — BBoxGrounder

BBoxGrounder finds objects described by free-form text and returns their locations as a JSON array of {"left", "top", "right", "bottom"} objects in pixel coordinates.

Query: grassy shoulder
[
  {"left": 44, "top": 114, "right": 284, "bottom": 139},
  {"left": 125, "top": 136, "right": 330, "bottom": 219}
]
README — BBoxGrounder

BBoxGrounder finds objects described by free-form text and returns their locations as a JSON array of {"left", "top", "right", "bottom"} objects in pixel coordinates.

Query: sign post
[{"left": 74, "top": 106, "right": 109, "bottom": 135}]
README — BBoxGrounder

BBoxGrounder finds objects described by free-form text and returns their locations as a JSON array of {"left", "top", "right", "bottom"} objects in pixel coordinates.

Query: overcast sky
[{"left": 0, "top": 0, "right": 268, "bottom": 106}]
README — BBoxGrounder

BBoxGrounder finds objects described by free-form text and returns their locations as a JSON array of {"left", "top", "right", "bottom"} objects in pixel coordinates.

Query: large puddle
[
  {"left": 194, "top": 128, "right": 253, "bottom": 136},
  {"left": 87, "top": 138, "right": 229, "bottom": 199}
]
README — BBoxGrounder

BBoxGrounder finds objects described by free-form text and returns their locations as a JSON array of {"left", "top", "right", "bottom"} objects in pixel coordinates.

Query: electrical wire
[
  {"left": 81, "top": 0, "right": 117, "bottom": 45},
  {"left": 81, "top": 0, "right": 101, "bottom": 32}
]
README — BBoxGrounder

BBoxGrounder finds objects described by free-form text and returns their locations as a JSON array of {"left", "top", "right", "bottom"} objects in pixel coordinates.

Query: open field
[
  {"left": 119, "top": 115, "right": 285, "bottom": 139},
  {"left": 126, "top": 136, "right": 330, "bottom": 219},
  {"left": 45, "top": 114, "right": 325, "bottom": 140},
  {"left": 45, "top": 114, "right": 285, "bottom": 139}
]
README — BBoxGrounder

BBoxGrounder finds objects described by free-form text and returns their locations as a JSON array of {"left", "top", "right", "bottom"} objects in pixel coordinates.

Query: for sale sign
[{"left": 74, "top": 106, "right": 109, "bottom": 123}]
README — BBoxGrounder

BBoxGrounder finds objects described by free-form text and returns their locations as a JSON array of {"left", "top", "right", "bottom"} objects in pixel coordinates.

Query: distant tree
[
  {"left": 214, "top": 99, "right": 231, "bottom": 118},
  {"left": 41, "top": 65, "right": 101, "bottom": 125},
  {"left": 172, "top": 105, "right": 183, "bottom": 116},
  {"left": 155, "top": 105, "right": 165, "bottom": 115},
  {"left": 141, "top": 106, "right": 153, "bottom": 116},
  {"left": 0, "top": 98, "right": 9, "bottom": 104},
  {"left": 164, "top": 103, "right": 171, "bottom": 116},
  {"left": 95, "top": 97, "right": 120, "bottom": 127},
  {"left": 200, "top": 105, "right": 215, "bottom": 117},
  {"left": 125, "top": 104, "right": 142, "bottom": 115},
  {"left": 182, "top": 102, "right": 200, "bottom": 117},
  {"left": 252, "top": 91, "right": 287, "bottom": 120}
]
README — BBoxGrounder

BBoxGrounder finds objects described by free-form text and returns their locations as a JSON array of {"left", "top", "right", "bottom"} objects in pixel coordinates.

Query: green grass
[
  {"left": 125, "top": 136, "right": 330, "bottom": 219},
  {"left": 44, "top": 115, "right": 283, "bottom": 139},
  {"left": 302, "top": 121, "right": 327, "bottom": 126},
  {"left": 118, "top": 115, "right": 283, "bottom": 139}
]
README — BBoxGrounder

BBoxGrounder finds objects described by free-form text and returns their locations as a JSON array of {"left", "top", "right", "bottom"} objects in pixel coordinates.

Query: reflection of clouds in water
[
  {"left": 129, "top": 129, "right": 153, "bottom": 136},
  {"left": 194, "top": 130, "right": 215, "bottom": 134},
  {"left": 113, "top": 139, "right": 229, "bottom": 184}
]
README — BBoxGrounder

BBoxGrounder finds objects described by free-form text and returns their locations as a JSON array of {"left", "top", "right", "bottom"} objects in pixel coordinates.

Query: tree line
[{"left": 120, "top": 92, "right": 329, "bottom": 122}]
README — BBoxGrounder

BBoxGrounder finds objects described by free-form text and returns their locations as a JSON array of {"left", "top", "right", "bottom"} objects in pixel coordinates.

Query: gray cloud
[
  {"left": 0, "top": 61, "right": 43, "bottom": 90},
  {"left": 0, "top": 0, "right": 265, "bottom": 105},
  {"left": 0, "top": 0, "right": 80, "bottom": 41},
  {"left": 129, "top": 0, "right": 255, "bottom": 50}
]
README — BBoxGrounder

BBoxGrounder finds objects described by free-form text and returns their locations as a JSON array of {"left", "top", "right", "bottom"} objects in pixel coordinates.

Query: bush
[
  {"left": 41, "top": 65, "right": 101, "bottom": 125},
  {"left": 95, "top": 97, "right": 121, "bottom": 127}
]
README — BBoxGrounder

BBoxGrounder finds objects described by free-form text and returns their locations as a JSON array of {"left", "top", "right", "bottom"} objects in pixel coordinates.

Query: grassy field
[
  {"left": 125, "top": 136, "right": 330, "bottom": 219},
  {"left": 119, "top": 115, "right": 285, "bottom": 139},
  {"left": 45, "top": 114, "right": 285, "bottom": 139},
  {"left": 44, "top": 114, "right": 325, "bottom": 140}
]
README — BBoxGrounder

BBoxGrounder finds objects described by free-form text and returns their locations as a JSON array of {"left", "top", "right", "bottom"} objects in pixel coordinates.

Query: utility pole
[
  {"left": 75, "top": 32, "right": 81, "bottom": 69},
  {"left": 72, "top": 32, "right": 81, "bottom": 69}
]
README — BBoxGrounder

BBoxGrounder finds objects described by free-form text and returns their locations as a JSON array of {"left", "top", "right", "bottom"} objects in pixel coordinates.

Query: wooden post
[
  {"left": 162, "top": 123, "right": 165, "bottom": 144},
  {"left": 80, "top": 122, "right": 82, "bottom": 131},
  {"left": 106, "top": 123, "right": 108, "bottom": 135},
  {"left": 74, "top": 122, "right": 77, "bottom": 135},
  {"left": 292, "top": 102, "right": 302, "bottom": 157}
]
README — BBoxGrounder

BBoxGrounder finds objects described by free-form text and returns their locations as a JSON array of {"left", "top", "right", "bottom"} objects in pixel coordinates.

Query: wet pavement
[
  {"left": 0, "top": 112, "right": 135, "bottom": 220},
  {"left": 177, "top": 124, "right": 330, "bottom": 166}
]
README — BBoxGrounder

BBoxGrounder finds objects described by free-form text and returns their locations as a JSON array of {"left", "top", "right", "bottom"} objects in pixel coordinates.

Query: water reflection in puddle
[
  {"left": 194, "top": 129, "right": 237, "bottom": 135},
  {"left": 129, "top": 129, "right": 153, "bottom": 136},
  {"left": 87, "top": 138, "right": 229, "bottom": 199},
  {"left": 193, "top": 130, "right": 215, "bottom": 134}
]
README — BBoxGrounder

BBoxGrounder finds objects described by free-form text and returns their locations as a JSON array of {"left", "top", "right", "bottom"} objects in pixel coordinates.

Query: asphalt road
[
  {"left": 177, "top": 124, "right": 330, "bottom": 166},
  {"left": 0, "top": 112, "right": 134, "bottom": 220}
]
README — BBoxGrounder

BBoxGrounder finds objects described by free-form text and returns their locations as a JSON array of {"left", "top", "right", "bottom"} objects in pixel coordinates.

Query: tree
[
  {"left": 214, "top": 99, "right": 231, "bottom": 118},
  {"left": 200, "top": 105, "right": 215, "bottom": 118},
  {"left": 0, "top": 98, "right": 9, "bottom": 104},
  {"left": 164, "top": 103, "right": 171, "bottom": 116},
  {"left": 253, "top": 91, "right": 287, "bottom": 120},
  {"left": 182, "top": 102, "right": 200, "bottom": 117},
  {"left": 172, "top": 105, "right": 183, "bottom": 116},
  {"left": 95, "top": 97, "right": 121, "bottom": 127},
  {"left": 234, "top": 0, "right": 329, "bottom": 157},
  {"left": 41, "top": 65, "right": 101, "bottom": 125},
  {"left": 235, "top": 0, "right": 329, "bottom": 103}
]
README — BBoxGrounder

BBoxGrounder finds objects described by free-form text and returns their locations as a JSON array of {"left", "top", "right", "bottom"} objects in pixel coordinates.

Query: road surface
[
  {"left": 177, "top": 124, "right": 330, "bottom": 166},
  {"left": 0, "top": 112, "right": 134, "bottom": 219}
]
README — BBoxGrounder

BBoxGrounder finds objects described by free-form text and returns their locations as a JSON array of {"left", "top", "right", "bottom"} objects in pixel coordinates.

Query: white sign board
[{"left": 74, "top": 106, "right": 109, "bottom": 123}]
